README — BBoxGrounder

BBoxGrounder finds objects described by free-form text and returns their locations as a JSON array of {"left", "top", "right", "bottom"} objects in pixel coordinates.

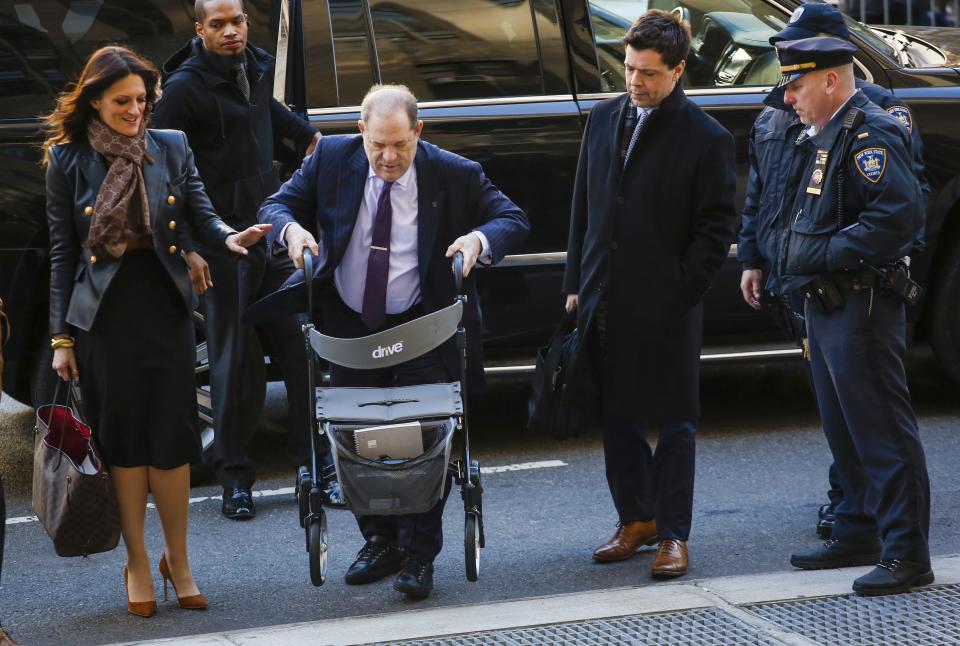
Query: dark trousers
[
  {"left": 204, "top": 246, "right": 312, "bottom": 489},
  {"left": 595, "top": 300, "right": 697, "bottom": 541},
  {"left": 602, "top": 416, "right": 696, "bottom": 541},
  {"left": 323, "top": 294, "right": 453, "bottom": 563},
  {"left": 828, "top": 462, "right": 844, "bottom": 507},
  {"left": 805, "top": 287, "right": 930, "bottom": 565},
  {"left": 775, "top": 295, "right": 846, "bottom": 510}
]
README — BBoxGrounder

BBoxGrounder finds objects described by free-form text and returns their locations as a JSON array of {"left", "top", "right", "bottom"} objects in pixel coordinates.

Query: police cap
[
  {"left": 770, "top": 4, "right": 850, "bottom": 45},
  {"left": 764, "top": 37, "right": 858, "bottom": 108},
  {"left": 775, "top": 37, "right": 858, "bottom": 87}
]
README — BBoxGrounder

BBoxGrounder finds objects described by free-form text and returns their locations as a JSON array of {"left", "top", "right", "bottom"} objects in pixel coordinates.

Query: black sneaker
[
  {"left": 394, "top": 559, "right": 434, "bottom": 599},
  {"left": 344, "top": 536, "right": 405, "bottom": 585},
  {"left": 790, "top": 538, "right": 881, "bottom": 570},
  {"left": 222, "top": 487, "right": 255, "bottom": 520},
  {"left": 853, "top": 559, "right": 935, "bottom": 596}
]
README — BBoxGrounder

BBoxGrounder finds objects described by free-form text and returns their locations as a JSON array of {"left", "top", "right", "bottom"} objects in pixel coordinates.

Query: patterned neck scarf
[{"left": 84, "top": 118, "right": 153, "bottom": 259}]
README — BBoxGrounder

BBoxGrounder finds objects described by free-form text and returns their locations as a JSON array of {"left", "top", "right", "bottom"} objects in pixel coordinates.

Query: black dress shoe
[
  {"left": 344, "top": 536, "right": 405, "bottom": 585},
  {"left": 790, "top": 538, "right": 881, "bottom": 570},
  {"left": 222, "top": 487, "right": 255, "bottom": 520},
  {"left": 816, "top": 503, "right": 837, "bottom": 538},
  {"left": 853, "top": 559, "right": 934, "bottom": 596},
  {"left": 394, "top": 559, "right": 434, "bottom": 599}
]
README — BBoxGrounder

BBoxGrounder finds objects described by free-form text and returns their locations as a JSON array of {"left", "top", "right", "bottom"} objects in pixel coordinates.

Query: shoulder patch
[
  {"left": 854, "top": 148, "right": 887, "bottom": 183},
  {"left": 886, "top": 105, "right": 913, "bottom": 133}
]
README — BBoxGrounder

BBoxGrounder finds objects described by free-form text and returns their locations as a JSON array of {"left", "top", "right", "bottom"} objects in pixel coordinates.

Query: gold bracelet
[{"left": 50, "top": 337, "right": 75, "bottom": 350}]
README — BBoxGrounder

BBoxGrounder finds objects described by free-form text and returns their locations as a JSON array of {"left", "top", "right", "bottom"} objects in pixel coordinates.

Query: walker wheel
[
  {"left": 465, "top": 511, "right": 481, "bottom": 582},
  {"left": 297, "top": 470, "right": 311, "bottom": 528},
  {"left": 308, "top": 511, "right": 328, "bottom": 587}
]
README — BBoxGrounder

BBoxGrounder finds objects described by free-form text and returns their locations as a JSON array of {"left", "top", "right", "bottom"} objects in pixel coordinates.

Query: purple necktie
[{"left": 360, "top": 180, "right": 394, "bottom": 330}]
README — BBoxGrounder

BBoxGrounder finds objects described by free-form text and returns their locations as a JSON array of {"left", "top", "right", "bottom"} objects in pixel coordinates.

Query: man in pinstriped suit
[{"left": 256, "top": 85, "right": 529, "bottom": 598}]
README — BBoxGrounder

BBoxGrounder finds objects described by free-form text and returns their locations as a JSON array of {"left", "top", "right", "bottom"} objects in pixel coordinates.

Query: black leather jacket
[{"left": 46, "top": 128, "right": 236, "bottom": 334}]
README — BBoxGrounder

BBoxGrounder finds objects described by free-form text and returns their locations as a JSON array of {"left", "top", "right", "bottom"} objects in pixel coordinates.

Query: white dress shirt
[
  {"left": 279, "top": 159, "right": 493, "bottom": 316},
  {"left": 336, "top": 164, "right": 422, "bottom": 315}
]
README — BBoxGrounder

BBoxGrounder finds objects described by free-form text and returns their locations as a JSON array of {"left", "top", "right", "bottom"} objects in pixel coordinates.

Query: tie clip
[{"left": 370, "top": 245, "right": 388, "bottom": 251}]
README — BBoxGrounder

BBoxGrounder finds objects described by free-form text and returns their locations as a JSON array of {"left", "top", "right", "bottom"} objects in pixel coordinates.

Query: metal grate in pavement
[
  {"left": 367, "top": 607, "right": 780, "bottom": 646},
  {"left": 745, "top": 583, "right": 960, "bottom": 646}
]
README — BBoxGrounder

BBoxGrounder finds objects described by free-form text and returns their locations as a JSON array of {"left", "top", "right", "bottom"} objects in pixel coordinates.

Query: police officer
[
  {"left": 772, "top": 37, "right": 932, "bottom": 596},
  {"left": 738, "top": 2, "right": 928, "bottom": 540}
]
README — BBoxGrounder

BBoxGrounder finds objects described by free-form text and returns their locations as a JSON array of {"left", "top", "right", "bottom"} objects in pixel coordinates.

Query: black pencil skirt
[{"left": 75, "top": 250, "right": 201, "bottom": 469}]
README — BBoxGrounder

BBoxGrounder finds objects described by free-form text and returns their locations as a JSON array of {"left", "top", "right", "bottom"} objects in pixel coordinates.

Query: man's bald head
[
  {"left": 361, "top": 85, "right": 419, "bottom": 130},
  {"left": 195, "top": 0, "right": 245, "bottom": 24}
]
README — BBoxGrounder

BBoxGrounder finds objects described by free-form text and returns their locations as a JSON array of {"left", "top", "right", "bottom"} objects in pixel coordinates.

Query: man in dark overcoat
[
  {"left": 563, "top": 9, "right": 737, "bottom": 579},
  {"left": 153, "top": 0, "right": 330, "bottom": 519}
]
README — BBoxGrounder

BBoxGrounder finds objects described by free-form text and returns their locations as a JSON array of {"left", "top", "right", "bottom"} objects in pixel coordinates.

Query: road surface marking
[{"left": 5, "top": 460, "right": 568, "bottom": 525}]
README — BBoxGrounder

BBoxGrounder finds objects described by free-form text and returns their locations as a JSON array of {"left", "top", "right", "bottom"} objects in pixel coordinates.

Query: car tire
[{"left": 930, "top": 234, "right": 960, "bottom": 385}]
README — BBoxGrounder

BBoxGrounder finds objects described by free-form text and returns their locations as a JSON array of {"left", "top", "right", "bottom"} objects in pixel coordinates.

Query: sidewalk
[{"left": 114, "top": 554, "right": 960, "bottom": 646}]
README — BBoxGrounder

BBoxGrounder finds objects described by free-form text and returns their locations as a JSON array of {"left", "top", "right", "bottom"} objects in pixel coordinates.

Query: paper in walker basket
[{"left": 354, "top": 421, "right": 423, "bottom": 461}]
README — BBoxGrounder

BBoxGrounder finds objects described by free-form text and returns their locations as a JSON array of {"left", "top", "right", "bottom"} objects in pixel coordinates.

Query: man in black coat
[
  {"left": 153, "top": 0, "right": 327, "bottom": 520},
  {"left": 563, "top": 10, "right": 737, "bottom": 579}
]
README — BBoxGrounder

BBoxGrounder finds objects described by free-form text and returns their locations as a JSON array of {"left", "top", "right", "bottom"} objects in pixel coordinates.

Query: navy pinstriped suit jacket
[{"left": 256, "top": 135, "right": 529, "bottom": 385}]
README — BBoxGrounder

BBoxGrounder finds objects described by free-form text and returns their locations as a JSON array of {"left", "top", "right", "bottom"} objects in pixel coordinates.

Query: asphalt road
[{"left": 2, "top": 352, "right": 958, "bottom": 646}]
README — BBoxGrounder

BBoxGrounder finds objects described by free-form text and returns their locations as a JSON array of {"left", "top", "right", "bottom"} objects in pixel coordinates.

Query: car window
[
  {"left": 586, "top": 0, "right": 786, "bottom": 91},
  {"left": 0, "top": 0, "right": 275, "bottom": 120},
  {"left": 369, "top": 0, "right": 542, "bottom": 100},
  {"left": 322, "top": 0, "right": 377, "bottom": 107},
  {"left": 844, "top": 17, "right": 898, "bottom": 61}
]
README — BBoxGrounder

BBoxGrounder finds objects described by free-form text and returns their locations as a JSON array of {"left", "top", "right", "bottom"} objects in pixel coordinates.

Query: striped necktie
[
  {"left": 360, "top": 180, "right": 395, "bottom": 330},
  {"left": 624, "top": 108, "right": 650, "bottom": 168}
]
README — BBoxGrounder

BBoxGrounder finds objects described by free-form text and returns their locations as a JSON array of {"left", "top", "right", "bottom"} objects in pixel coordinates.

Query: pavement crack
[{"left": 688, "top": 582, "right": 822, "bottom": 646}]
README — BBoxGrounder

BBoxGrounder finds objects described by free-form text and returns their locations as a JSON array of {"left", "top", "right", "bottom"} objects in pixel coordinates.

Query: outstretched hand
[{"left": 225, "top": 224, "right": 272, "bottom": 255}]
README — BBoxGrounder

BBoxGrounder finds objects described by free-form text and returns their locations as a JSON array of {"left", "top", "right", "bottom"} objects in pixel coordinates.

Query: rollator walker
[{"left": 295, "top": 249, "right": 485, "bottom": 586}]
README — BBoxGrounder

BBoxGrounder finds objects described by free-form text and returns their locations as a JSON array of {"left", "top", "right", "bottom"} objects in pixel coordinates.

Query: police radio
[{"left": 836, "top": 107, "right": 865, "bottom": 229}]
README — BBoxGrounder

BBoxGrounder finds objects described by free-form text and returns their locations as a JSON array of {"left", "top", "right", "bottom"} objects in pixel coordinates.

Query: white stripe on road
[
  {"left": 5, "top": 515, "right": 38, "bottom": 525},
  {"left": 482, "top": 460, "right": 566, "bottom": 473},
  {"left": 4, "top": 460, "right": 567, "bottom": 526}
]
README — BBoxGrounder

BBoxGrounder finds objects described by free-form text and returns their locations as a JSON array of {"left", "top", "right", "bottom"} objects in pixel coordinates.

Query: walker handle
[
  {"left": 303, "top": 247, "right": 314, "bottom": 317},
  {"left": 453, "top": 250, "right": 464, "bottom": 295}
]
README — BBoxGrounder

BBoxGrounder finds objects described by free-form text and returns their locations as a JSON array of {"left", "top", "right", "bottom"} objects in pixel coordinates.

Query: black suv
[{"left": 3, "top": 0, "right": 960, "bottom": 414}]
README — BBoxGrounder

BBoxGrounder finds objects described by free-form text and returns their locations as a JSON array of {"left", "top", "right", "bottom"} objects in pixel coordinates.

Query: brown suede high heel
[
  {"left": 123, "top": 566, "right": 157, "bottom": 618},
  {"left": 158, "top": 555, "right": 208, "bottom": 610}
]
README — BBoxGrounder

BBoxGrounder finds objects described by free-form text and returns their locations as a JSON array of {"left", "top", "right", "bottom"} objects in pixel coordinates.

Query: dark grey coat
[{"left": 563, "top": 84, "right": 737, "bottom": 422}]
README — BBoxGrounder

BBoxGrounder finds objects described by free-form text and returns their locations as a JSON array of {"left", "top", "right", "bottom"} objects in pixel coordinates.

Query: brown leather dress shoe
[
  {"left": 593, "top": 520, "right": 658, "bottom": 562},
  {"left": 651, "top": 539, "right": 689, "bottom": 578}
]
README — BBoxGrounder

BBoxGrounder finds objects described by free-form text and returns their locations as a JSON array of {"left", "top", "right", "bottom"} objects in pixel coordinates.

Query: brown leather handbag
[{"left": 32, "top": 381, "right": 120, "bottom": 557}]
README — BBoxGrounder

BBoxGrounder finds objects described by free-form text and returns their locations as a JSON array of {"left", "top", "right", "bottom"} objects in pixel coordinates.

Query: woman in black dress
[{"left": 44, "top": 46, "right": 270, "bottom": 617}]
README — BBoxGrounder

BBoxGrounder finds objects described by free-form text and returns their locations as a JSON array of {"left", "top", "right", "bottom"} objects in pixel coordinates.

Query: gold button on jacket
[
  {"left": 168, "top": 245, "right": 178, "bottom": 255},
  {"left": 89, "top": 255, "right": 98, "bottom": 264},
  {"left": 167, "top": 195, "right": 176, "bottom": 205},
  {"left": 83, "top": 206, "right": 93, "bottom": 216},
  {"left": 168, "top": 220, "right": 177, "bottom": 230}
]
